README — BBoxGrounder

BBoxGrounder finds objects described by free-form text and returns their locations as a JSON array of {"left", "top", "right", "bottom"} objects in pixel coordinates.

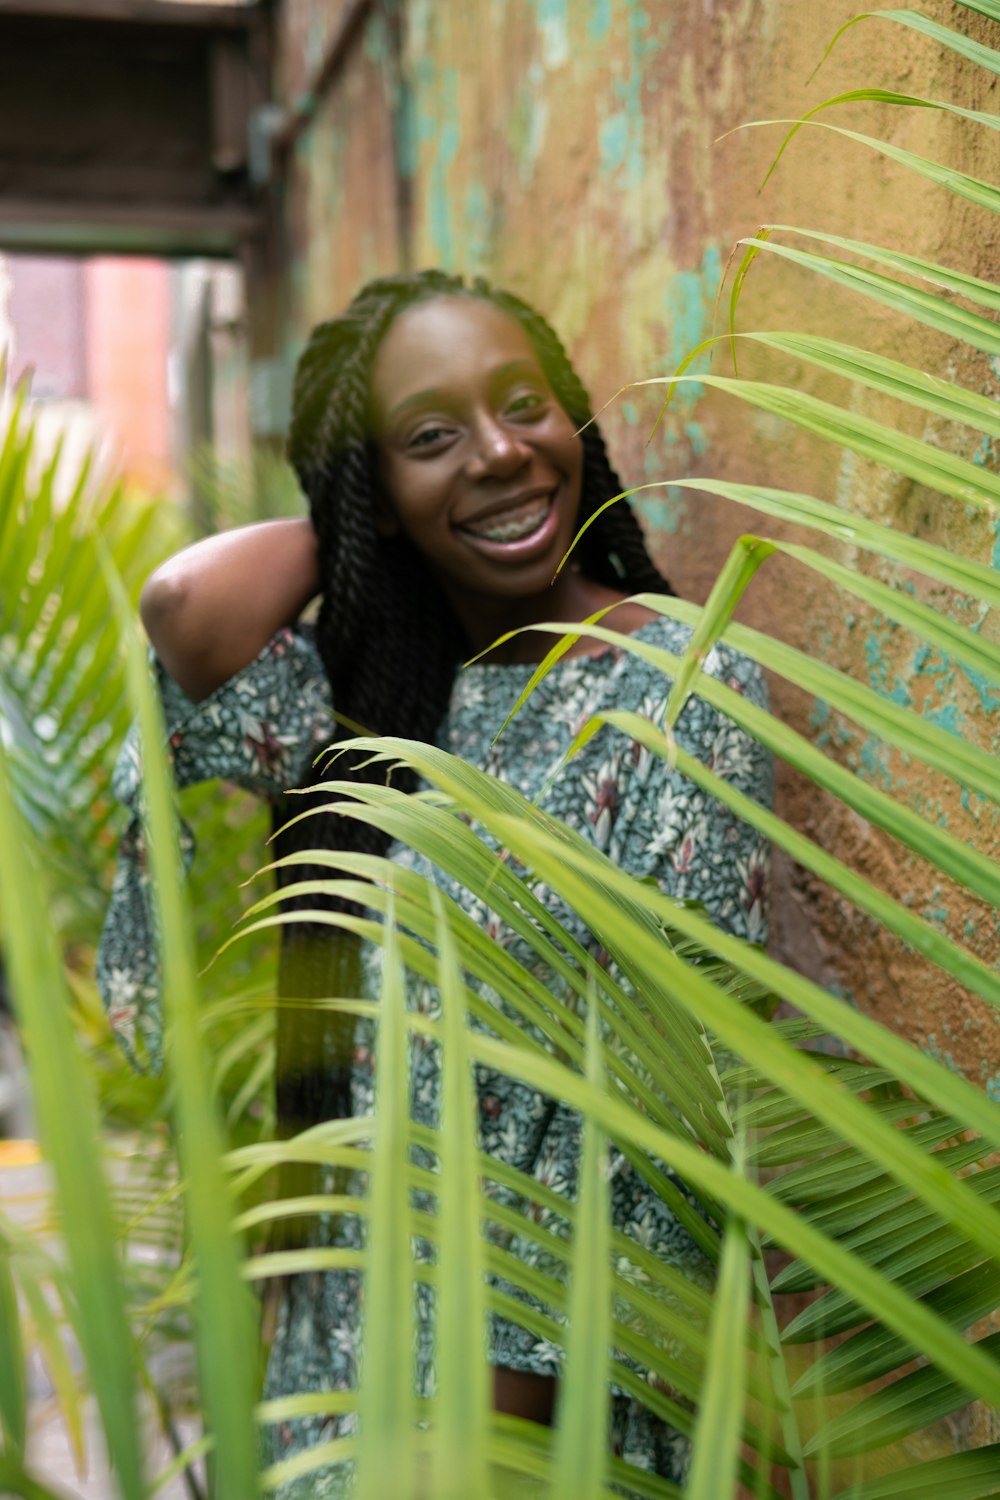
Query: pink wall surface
[
  {"left": 6, "top": 255, "right": 87, "bottom": 400},
  {"left": 84, "top": 257, "right": 173, "bottom": 491}
]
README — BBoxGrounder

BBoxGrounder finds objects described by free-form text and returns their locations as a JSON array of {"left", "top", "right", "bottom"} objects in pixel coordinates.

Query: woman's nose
[{"left": 466, "top": 416, "right": 531, "bottom": 479}]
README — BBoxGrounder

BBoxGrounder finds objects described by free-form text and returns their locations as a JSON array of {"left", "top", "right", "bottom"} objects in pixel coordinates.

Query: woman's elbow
[
  {"left": 140, "top": 565, "right": 199, "bottom": 650},
  {"left": 138, "top": 566, "right": 217, "bottom": 697}
]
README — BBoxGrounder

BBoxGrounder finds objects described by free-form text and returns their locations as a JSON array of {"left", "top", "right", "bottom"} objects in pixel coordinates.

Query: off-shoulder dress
[{"left": 97, "top": 613, "right": 773, "bottom": 1495}]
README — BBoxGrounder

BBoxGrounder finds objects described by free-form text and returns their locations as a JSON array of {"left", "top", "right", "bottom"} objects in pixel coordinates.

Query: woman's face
[{"left": 369, "top": 295, "right": 585, "bottom": 645}]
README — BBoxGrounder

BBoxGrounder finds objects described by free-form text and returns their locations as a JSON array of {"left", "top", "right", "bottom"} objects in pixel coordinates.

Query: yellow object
[{"left": 0, "top": 1139, "right": 41, "bottom": 1167}]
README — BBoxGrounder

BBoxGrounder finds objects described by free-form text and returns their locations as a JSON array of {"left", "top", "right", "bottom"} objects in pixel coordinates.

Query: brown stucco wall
[{"left": 271, "top": 0, "right": 1000, "bottom": 1095}]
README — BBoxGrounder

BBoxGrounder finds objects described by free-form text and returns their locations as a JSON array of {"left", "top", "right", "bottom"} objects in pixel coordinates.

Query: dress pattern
[{"left": 97, "top": 615, "right": 773, "bottom": 1495}]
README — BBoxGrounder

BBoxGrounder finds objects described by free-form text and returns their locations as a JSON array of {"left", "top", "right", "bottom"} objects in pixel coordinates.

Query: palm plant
[
  {"left": 2, "top": 3, "right": 1000, "bottom": 1498},
  {"left": 0, "top": 387, "right": 277, "bottom": 1497}
]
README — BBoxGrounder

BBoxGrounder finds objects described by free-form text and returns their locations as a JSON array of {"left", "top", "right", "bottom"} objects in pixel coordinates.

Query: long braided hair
[{"left": 273, "top": 269, "right": 672, "bottom": 1154}]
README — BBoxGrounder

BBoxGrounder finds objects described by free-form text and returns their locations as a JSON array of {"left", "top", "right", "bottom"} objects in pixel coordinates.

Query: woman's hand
[{"left": 140, "top": 518, "right": 320, "bottom": 701}]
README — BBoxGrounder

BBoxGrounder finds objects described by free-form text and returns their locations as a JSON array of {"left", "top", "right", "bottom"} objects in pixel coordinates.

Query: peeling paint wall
[{"left": 271, "top": 0, "right": 1000, "bottom": 1089}]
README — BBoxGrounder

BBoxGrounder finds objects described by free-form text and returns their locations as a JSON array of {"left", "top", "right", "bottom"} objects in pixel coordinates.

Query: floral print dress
[{"left": 97, "top": 614, "right": 773, "bottom": 1495}]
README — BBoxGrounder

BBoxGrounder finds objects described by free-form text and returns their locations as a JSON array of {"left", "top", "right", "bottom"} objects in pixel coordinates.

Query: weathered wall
[{"left": 271, "top": 0, "right": 1000, "bottom": 1092}]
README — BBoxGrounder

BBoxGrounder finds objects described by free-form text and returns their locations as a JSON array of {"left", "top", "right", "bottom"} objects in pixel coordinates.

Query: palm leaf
[
  {"left": 550, "top": 996, "right": 612, "bottom": 1500},
  {"left": 832, "top": 1443, "right": 1000, "bottom": 1498},
  {"left": 816, "top": 10, "right": 1000, "bottom": 83},
  {"left": 429, "top": 887, "right": 491, "bottom": 1500},
  {"left": 0, "top": 746, "right": 144, "bottom": 1496},
  {"left": 354, "top": 902, "right": 418, "bottom": 1500},
  {"left": 105, "top": 560, "right": 259, "bottom": 1500},
  {"left": 686, "top": 1153, "right": 752, "bottom": 1500}
]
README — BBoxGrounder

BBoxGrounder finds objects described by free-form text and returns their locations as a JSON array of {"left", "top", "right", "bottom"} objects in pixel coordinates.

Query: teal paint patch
[
  {"left": 599, "top": 111, "right": 630, "bottom": 176},
  {"left": 537, "top": 0, "right": 569, "bottom": 68},
  {"left": 363, "top": 9, "right": 387, "bottom": 63},
  {"left": 914, "top": 639, "right": 998, "bottom": 716},
  {"left": 923, "top": 1036, "right": 965, "bottom": 1076},
  {"left": 810, "top": 699, "right": 830, "bottom": 730},
  {"left": 598, "top": 1, "right": 661, "bottom": 190},
  {"left": 857, "top": 734, "right": 893, "bottom": 790},
  {"left": 662, "top": 244, "right": 723, "bottom": 406},
  {"left": 684, "top": 420, "right": 708, "bottom": 458},
  {"left": 924, "top": 701, "right": 963, "bottom": 736},
  {"left": 394, "top": 55, "right": 419, "bottom": 180},
  {"left": 414, "top": 56, "right": 440, "bottom": 144},
  {"left": 621, "top": 400, "right": 639, "bottom": 426},
  {"left": 424, "top": 68, "right": 461, "bottom": 267},
  {"left": 638, "top": 491, "right": 684, "bottom": 534},
  {"left": 958, "top": 661, "right": 1000, "bottom": 714},
  {"left": 589, "top": 0, "right": 612, "bottom": 44}
]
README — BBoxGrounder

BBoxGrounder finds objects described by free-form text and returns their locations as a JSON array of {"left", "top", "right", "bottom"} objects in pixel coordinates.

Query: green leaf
[
  {"left": 16, "top": 1269, "right": 86, "bottom": 1473},
  {"left": 686, "top": 1160, "right": 751, "bottom": 1500},
  {"left": 771, "top": 117, "right": 1000, "bottom": 215},
  {"left": 0, "top": 1235, "right": 26, "bottom": 1460},
  {"left": 429, "top": 887, "right": 491, "bottom": 1500},
  {"left": 832, "top": 1443, "right": 1000, "bottom": 1498},
  {"left": 733, "top": 233, "right": 1000, "bottom": 354},
  {"left": 0, "top": 751, "right": 144, "bottom": 1496},
  {"left": 311, "top": 731, "right": 1000, "bottom": 1153},
  {"left": 355, "top": 901, "right": 418, "bottom": 1500},
  {"left": 955, "top": 0, "right": 1000, "bottom": 17},
  {"left": 596, "top": 606, "right": 1000, "bottom": 919},
  {"left": 608, "top": 695, "right": 1000, "bottom": 1025},
  {"left": 657, "top": 593, "right": 1000, "bottom": 809},
  {"left": 286, "top": 757, "right": 1000, "bottom": 1406},
  {"left": 816, "top": 10, "right": 1000, "bottom": 83},
  {"left": 104, "top": 556, "right": 259, "bottom": 1500},
  {"left": 808, "top": 1331, "right": 1000, "bottom": 1457},
  {"left": 551, "top": 995, "right": 612, "bottom": 1500},
  {"left": 774, "top": 84, "right": 1000, "bottom": 180},
  {"left": 733, "top": 331, "right": 1000, "bottom": 441},
  {"left": 649, "top": 373, "right": 1000, "bottom": 514},
  {"left": 798, "top": 1258, "right": 1000, "bottom": 1396},
  {"left": 665, "top": 536, "right": 775, "bottom": 726}
]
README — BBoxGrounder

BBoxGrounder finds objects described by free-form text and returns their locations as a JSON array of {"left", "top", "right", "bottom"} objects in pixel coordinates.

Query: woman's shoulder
[{"left": 112, "top": 624, "right": 334, "bottom": 807}]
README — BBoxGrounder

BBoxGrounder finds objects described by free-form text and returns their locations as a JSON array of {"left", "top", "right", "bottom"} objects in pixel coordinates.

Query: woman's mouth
[{"left": 458, "top": 493, "right": 554, "bottom": 545}]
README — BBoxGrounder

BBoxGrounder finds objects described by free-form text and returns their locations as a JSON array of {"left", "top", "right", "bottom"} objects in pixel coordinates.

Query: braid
[
  {"left": 274, "top": 273, "right": 467, "bottom": 1168},
  {"left": 273, "top": 269, "right": 672, "bottom": 1177}
]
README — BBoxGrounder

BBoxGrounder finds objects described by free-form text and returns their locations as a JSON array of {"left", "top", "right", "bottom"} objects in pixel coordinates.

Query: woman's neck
[{"left": 450, "top": 573, "right": 657, "bottom": 665}]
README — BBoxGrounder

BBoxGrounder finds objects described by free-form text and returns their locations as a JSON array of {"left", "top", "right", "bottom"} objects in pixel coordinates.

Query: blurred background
[
  {"left": 3, "top": 4, "right": 1000, "bottom": 1492},
  {"left": 2, "top": 0, "right": 997, "bottom": 1093}
]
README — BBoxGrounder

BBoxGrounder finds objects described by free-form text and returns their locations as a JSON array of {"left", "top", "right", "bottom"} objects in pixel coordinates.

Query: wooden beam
[
  {"left": 0, "top": 198, "right": 262, "bottom": 258},
  {"left": 273, "top": 0, "right": 372, "bottom": 156},
  {"left": 0, "top": 0, "right": 256, "bottom": 28}
]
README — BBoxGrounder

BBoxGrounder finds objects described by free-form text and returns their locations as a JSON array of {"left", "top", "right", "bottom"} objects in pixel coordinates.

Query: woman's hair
[{"left": 273, "top": 268, "right": 672, "bottom": 1134}]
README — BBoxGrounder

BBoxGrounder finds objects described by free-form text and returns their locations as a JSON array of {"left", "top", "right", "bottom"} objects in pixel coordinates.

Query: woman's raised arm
[{"left": 140, "top": 517, "right": 321, "bottom": 701}]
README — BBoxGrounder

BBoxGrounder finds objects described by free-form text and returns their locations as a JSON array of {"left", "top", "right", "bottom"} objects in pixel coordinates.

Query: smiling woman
[
  {"left": 95, "top": 268, "right": 773, "bottom": 1495},
  {"left": 368, "top": 296, "right": 655, "bottom": 657}
]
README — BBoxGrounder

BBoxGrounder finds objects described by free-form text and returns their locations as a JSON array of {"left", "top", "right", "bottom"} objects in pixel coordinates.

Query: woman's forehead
[{"left": 370, "top": 296, "right": 541, "bottom": 420}]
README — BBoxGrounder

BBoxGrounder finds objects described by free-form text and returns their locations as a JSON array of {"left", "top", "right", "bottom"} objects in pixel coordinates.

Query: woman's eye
[
  {"left": 507, "top": 392, "right": 545, "bottom": 417},
  {"left": 409, "top": 425, "right": 451, "bottom": 449}
]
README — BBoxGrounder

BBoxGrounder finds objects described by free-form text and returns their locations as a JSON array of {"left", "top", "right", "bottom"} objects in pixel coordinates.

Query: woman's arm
[{"left": 140, "top": 518, "right": 320, "bottom": 701}]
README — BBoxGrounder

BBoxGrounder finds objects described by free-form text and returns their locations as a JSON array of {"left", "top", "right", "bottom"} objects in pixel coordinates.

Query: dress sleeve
[
  {"left": 95, "top": 626, "right": 333, "bottom": 1074},
  {"left": 618, "top": 642, "right": 774, "bottom": 946}
]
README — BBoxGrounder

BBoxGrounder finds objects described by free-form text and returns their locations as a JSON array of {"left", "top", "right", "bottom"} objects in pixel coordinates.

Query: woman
[{"left": 98, "top": 269, "right": 772, "bottom": 1493}]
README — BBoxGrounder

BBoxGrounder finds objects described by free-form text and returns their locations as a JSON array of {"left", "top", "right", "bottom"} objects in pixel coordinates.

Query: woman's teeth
[{"left": 463, "top": 495, "right": 551, "bottom": 542}]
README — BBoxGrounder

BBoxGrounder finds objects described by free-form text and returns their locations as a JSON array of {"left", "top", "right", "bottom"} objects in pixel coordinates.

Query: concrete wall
[{"left": 271, "top": 0, "right": 1000, "bottom": 1091}]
